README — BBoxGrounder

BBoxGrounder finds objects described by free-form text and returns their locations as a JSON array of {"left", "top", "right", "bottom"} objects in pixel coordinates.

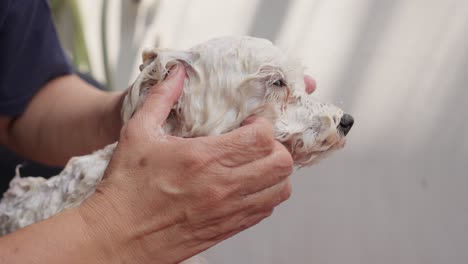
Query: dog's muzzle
[{"left": 338, "top": 113, "right": 354, "bottom": 136}]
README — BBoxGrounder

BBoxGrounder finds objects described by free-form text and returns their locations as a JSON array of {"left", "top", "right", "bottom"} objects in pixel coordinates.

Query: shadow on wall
[{"left": 248, "top": 0, "right": 293, "bottom": 41}]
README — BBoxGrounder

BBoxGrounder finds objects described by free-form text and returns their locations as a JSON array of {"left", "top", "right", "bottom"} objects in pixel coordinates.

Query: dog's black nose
[{"left": 338, "top": 114, "right": 354, "bottom": 136}]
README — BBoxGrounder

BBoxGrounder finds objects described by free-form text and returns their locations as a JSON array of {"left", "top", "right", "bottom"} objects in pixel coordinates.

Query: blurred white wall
[{"left": 71, "top": 0, "right": 468, "bottom": 263}]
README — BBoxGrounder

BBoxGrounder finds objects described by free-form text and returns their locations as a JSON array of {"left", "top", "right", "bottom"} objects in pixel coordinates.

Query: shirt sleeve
[{"left": 0, "top": 0, "right": 73, "bottom": 116}]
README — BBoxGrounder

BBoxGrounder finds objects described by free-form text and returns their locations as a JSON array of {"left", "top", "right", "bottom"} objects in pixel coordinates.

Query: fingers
[
  {"left": 242, "top": 178, "right": 292, "bottom": 214},
  {"left": 304, "top": 75, "right": 316, "bottom": 94},
  {"left": 233, "top": 141, "right": 293, "bottom": 196},
  {"left": 203, "top": 179, "right": 291, "bottom": 243},
  {"left": 200, "top": 116, "right": 276, "bottom": 167},
  {"left": 133, "top": 64, "right": 186, "bottom": 129},
  {"left": 191, "top": 116, "right": 293, "bottom": 197},
  {"left": 185, "top": 207, "right": 274, "bottom": 248},
  {"left": 212, "top": 208, "right": 274, "bottom": 242}
]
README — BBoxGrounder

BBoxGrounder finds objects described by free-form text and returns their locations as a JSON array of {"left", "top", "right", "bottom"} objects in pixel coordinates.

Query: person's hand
[
  {"left": 304, "top": 75, "right": 317, "bottom": 94},
  {"left": 77, "top": 64, "right": 295, "bottom": 263}
]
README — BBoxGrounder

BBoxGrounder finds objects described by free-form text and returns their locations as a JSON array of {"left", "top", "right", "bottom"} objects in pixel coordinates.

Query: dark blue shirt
[{"left": 0, "top": 0, "right": 72, "bottom": 116}]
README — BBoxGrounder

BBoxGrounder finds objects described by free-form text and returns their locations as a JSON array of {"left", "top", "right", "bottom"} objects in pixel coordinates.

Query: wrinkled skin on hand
[
  {"left": 79, "top": 66, "right": 294, "bottom": 263},
  {"left": 0, "top": 36, "right": 334, "bottom": 263}
]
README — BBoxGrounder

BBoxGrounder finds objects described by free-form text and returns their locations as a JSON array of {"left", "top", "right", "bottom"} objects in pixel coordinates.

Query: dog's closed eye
[{"left": 272, "top": 79, "right": 286, "bottom": 87}]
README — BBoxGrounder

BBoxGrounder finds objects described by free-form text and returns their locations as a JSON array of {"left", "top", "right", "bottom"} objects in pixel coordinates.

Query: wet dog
[{"left": 0, "top": 37, "right": 354, "bottom": 261}]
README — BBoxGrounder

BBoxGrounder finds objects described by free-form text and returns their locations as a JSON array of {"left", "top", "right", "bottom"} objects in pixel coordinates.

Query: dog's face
[{"left": 122, "top": 36, "right": 353, "bottom": 167}]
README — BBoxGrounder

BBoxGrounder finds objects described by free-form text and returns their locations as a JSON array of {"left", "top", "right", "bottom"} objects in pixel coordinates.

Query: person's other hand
[
  {"left": 78, "top": 64, "right": 295, "bottom": 263},
  {"left": 304, "top": 75, "right": 317, "bottom": 94}
]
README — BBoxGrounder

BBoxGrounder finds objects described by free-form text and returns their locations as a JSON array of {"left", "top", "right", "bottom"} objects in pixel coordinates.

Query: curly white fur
[{"left": 0, "top": 36, "right": 352, "bottom": 262}]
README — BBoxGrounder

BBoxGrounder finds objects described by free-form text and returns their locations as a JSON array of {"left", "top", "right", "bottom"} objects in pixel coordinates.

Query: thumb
[{"left": 135, "top": 64, "right": 186, "bottom": 128}]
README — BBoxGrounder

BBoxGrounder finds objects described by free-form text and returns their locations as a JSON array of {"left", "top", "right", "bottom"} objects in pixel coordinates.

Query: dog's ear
[
  {"left": 138, "top": 48, "right": 200, "bottom": 73},
  {"left": 122, "top": 48, "right": 200, "bottom": 123},
  {"left": 139, "top": 50, "right": 158, "bottom": 71}
]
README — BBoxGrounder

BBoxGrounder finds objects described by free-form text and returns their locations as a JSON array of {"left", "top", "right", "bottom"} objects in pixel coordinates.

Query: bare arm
[
  {"left": 0, "top": 66, "right": 294, "bottom": 263},
  {"left": 0, "top": 74, "right": 125, "bottom": 166},
  {"left": 0, "top": 208, "right": 111, "bottom": 264}
]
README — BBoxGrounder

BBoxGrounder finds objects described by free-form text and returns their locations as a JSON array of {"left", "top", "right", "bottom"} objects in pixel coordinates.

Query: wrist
[
  {"left": 76, "top": 189, "right": 149, "bottom": 263},
  {"left": 76, "top": 181, "right": 193, "bottom": 263},
  {"left": 75, "top": 195, "right": 128, "bottom": 262},
  {"left": 69, "top": 207, "right": 120, "bottom": 263},
  {"left": 0, "top": 207, "right": 119, "bottom": 264}
]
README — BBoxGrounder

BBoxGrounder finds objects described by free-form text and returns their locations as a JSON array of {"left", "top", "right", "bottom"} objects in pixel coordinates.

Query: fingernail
[
  {"left": 166, "top": 64, "right": 181, "bottom": 80},
  {"left": 241, "top": 115, "right": 257, "bottom": 126},
  {"left": 304, "top": 75, "right": 316, "bottom": 94}
]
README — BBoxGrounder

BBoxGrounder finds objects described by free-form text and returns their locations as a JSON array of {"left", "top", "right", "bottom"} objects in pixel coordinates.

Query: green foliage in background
[
  {"left": 50, "top": 0, "right": 93, "bottom": 76},
  {"left": 50, "top": 0, "right": 114, "bottom": 89}
]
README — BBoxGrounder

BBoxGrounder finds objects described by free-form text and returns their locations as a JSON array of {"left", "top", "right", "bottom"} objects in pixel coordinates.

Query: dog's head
[{"left": 122, "top": 36, "right": 353, "bottom": 167}]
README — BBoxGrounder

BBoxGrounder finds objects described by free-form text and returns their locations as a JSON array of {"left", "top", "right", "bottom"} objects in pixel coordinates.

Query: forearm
[
  {"left": 0, "top": 208, "right": 112, "bottom": 264},
  {"left": 2, "top": 74, "right": 125, "bottom": 166}
]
